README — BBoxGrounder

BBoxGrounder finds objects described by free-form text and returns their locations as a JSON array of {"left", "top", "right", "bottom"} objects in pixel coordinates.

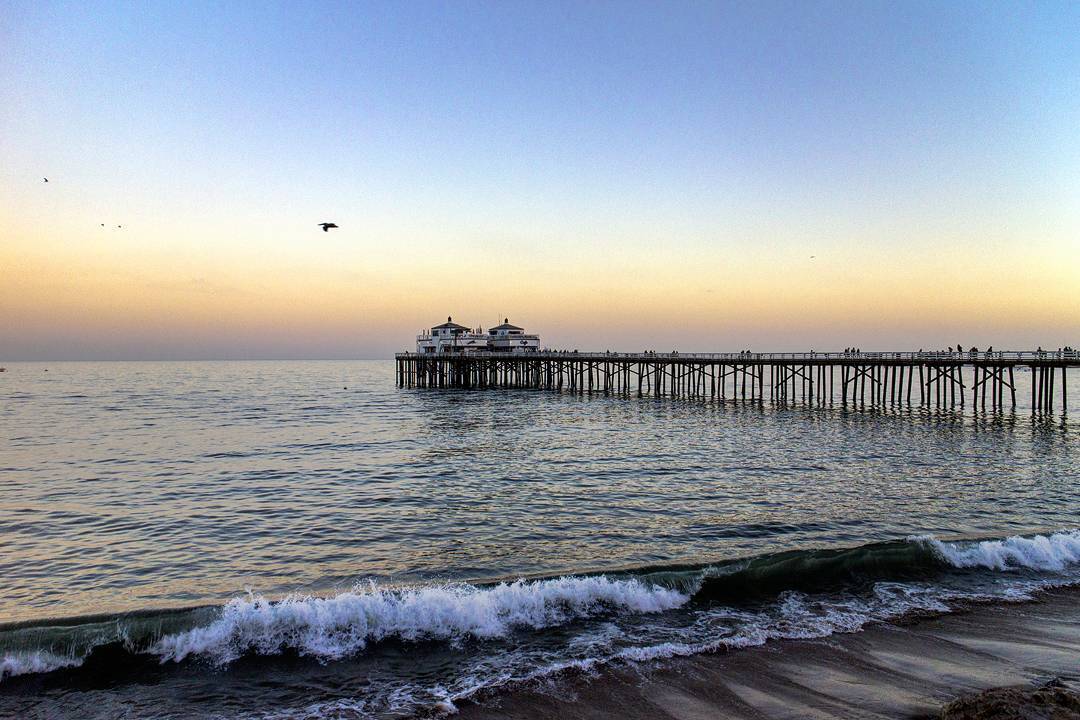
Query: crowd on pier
[{"left": 400, "top": 347, "right": 1078, "bottom": 359}]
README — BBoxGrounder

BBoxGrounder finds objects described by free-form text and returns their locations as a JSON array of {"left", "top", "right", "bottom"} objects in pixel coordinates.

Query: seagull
[{"left": 318, "top": 222, "right": 339, "bottom": 232}]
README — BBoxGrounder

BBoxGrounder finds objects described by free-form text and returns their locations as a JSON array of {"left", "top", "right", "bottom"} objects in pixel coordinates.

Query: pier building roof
[{"left": 432, "top": 317, "right": 470, "bottom": 331}]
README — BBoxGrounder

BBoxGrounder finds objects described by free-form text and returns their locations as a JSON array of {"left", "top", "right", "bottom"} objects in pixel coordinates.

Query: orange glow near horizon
[{"left": 4, "top": 212, "right": 1078, "bottom": 359}]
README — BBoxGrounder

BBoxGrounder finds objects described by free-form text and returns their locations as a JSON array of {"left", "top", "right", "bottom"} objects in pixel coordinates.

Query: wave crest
[
  {"left": 922, "top": 530, "right": 1080, "bottom": 572},
  {"left": 153, "top": 576, "right": 689, "bottom": 664},
  {"left": 0, "top": 650, "right": 82, "bottom": 680}
]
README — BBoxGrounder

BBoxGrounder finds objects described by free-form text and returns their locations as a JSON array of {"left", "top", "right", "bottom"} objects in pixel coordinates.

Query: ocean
[{"left": 1, "top": 360, "right": 1078, "bottom": 719}]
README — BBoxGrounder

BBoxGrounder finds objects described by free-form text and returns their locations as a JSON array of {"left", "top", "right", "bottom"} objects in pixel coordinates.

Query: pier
[{"left": 396, "top": 350, "right": 1078, "bottom": 413}]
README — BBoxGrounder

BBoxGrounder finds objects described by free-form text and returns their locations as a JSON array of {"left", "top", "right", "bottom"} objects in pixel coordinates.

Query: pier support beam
[{"left": 393, "top": 352, "right": 1075, "bottom": 416}]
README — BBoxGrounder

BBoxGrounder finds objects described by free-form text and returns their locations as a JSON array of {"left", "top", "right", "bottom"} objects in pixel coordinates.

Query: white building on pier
[
  {"left": 486, "top": 319, "right": 540, "bottom": 352},
  {"left": 415, "top": 317, "right": 541, "bottom": 354}
]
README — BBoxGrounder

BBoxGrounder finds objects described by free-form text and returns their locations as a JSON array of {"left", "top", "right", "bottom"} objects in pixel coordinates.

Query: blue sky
[{"left": 2, "top": 1, "right": 1078, "bottom": 358}]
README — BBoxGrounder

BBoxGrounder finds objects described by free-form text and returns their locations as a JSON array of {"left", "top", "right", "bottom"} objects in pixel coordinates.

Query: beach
[{"left": 459, "top": 586, "right": 1080, "bottom": 719}]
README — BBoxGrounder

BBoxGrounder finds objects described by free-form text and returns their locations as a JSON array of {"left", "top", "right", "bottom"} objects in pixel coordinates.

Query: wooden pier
[{"left": 396, "top": 351, "right": 1078, "bottom": 413}]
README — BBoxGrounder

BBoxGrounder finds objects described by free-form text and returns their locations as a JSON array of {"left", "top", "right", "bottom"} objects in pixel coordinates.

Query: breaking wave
[
  {"left": 3, "top": 530, "right": 1079, "bottom": 688},
  {"left": 922, "top": 530, "right": 1080, "bottom": 572},
  {"left": 0, "top": 650, "right": 81, "bottom": 680},
  {"left": 154, "top": 576, "right": 688, "bottom": 665},
  {"left": 692, "top": 528, "right": 1080, "bottom": 603}
]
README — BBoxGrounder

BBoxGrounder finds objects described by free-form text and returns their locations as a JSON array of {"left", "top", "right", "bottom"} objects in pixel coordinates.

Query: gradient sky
[{"left": 2, "top": 1, "right": 1079, "bottom": 359}]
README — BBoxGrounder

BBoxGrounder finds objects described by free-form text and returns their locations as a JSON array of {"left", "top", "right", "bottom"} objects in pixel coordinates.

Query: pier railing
[{"left": 396, "top": 350, "right": 1079, "bottom": 362}]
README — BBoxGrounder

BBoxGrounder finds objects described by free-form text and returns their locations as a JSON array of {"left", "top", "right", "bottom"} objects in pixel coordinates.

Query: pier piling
[{"left": 395, "top": 350, "right": 1077, "bottom": 415}]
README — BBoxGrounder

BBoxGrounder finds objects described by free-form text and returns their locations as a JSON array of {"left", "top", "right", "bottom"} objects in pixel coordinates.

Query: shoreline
[{"left": 457, "top": 586, "right": 1080, "bottom": 719}]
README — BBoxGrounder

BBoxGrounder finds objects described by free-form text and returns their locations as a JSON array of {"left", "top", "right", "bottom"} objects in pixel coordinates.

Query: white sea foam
[
  {"left": 406, "top": 581, "right": 1015, "bottom": 718},
  {"left": 919, "top": 530, "right": 1080, "bottom": 572},
  {"left": 153, "top": 576, "right": 689, "bottom": 664},
  {"left": 0, "top": 651, "right": 82, "bottom": 680}
]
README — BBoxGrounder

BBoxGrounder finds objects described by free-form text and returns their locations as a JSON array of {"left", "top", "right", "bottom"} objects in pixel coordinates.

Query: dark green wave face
[{"left": 692, "top": 541, "right": 951, "bottom": 604}]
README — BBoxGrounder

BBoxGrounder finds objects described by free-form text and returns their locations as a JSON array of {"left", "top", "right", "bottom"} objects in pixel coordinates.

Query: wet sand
[{"left": 458, "top": 588, "right": 1080, "bottom": 719}]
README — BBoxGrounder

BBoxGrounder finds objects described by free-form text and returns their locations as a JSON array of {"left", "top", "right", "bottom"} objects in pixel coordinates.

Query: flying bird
[
  {"left": 43, "top": 177, "right": 48, "bottom": 183},
  {"left": 318, "top": 222, "right": 339, "bottom": 232}
]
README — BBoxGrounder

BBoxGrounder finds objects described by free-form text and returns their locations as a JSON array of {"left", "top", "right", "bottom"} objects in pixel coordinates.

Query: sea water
[{"left": 1, "top": 361, "right": 1078, "bottom": 718}]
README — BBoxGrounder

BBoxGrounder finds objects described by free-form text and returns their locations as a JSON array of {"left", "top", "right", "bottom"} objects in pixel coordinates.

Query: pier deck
[{"left": 395, "top": 350, "right": 1078, "bottom": 413}]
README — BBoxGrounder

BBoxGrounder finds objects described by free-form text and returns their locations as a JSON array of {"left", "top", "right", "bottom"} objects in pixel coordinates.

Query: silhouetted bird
[
  {"left": 318, "top": 223, "right": 339, "bottom": 232},
  {"left": 43, "top": 177, "right": 48, "bottom": 183}
]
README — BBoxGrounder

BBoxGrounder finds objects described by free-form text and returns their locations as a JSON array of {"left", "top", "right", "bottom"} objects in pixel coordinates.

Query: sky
[{"left": 2, "top": 0, "right": 1079, "bottom": 359}]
